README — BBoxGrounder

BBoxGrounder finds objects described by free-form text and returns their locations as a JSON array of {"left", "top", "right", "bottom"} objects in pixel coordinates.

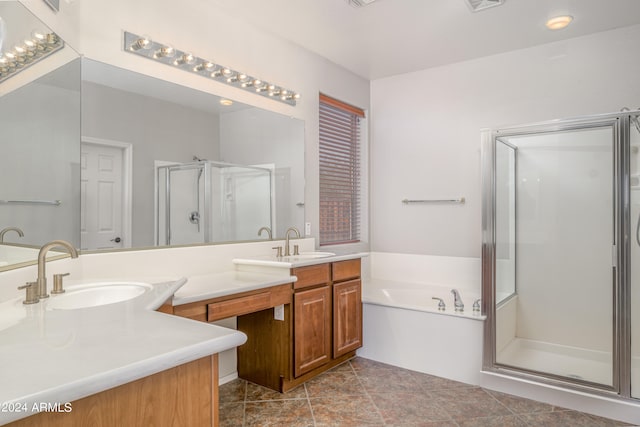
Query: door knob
[{"left": 111, "top": 237, "right": 122, "bottom": 243}]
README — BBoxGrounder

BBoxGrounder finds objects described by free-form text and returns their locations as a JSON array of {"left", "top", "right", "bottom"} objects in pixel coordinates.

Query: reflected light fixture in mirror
[
  {"left": 0, "top": 29, "right": 64, "bottom": 83},
  {"left": 123, "top": 31, "right": 301, "bottom": 106}
]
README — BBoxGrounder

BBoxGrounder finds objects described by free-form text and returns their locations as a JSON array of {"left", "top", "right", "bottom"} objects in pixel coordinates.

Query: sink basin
[
  {"left": 280, "top": 251, "right": 335, "bottom": 261},
  {"left": 46, "top": 282, "right": 153, "bottom": 310}
]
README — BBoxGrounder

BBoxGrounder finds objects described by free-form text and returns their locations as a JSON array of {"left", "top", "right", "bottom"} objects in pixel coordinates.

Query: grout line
[
  {"left": 304, "top": 381, "right": 317, "bottom": 427},
  {"left": 349, "top": 359, "right": 388, "bottom": 426}
]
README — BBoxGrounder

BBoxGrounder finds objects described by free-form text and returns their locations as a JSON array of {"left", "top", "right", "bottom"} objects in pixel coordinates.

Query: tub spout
[{"left": 451, "top": 289, "right": 464, "bottom": 312}]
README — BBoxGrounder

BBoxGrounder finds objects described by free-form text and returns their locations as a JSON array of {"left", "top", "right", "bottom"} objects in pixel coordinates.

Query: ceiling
[{"left": 207, "top": 0, "right": 640, "bottom": 80}]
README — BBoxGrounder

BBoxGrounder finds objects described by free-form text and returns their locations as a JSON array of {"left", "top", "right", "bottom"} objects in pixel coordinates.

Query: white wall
[
  {"left": 0, "top": 60, "right": 80, "bottom": 247},
  {"left": 219, "top": 108, "right": 305, "bottom": 238},
  {"left": 82, "top": 82, "right": 221, "bottom": 247},
  {"left": 370, "top": 24, "right": 640, "bottom": 257},
  {"left": 19, "top": 0, "right": 371, "bottom": 252}
]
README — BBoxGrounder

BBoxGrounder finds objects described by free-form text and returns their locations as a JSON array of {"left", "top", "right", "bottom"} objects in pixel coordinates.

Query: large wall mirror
[{"left": 0, "top": 1, "right": 305, "bottom": 271}]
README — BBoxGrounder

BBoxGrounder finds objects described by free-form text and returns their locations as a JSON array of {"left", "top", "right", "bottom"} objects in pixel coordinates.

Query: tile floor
[{"left": 219, "top": 357, "right": 631, "bottom": 427}]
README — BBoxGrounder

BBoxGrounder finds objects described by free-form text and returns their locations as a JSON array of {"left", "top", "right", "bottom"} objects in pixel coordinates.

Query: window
[{"left": 319, "top": 94, "right": 364, "bottom": 246}]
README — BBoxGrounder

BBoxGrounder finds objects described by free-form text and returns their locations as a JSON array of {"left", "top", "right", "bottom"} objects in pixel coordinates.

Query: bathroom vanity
[
  {"left": 166, "top": 256, "right": 363, "bottom": 392},
  {"left": 0, "top": 278, "right": 246, "bottom": 427}
]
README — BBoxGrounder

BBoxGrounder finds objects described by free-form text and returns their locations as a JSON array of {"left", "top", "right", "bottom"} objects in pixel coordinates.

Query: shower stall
[
  {"left": 482, "top": 109, "right": 640, "bottom": 401},
  {"left": 156, "top": 160, "right": 273, "bottom": 245}
]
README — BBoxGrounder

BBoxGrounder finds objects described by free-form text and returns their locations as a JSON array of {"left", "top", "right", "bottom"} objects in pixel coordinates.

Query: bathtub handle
[
  {"left": 473, "top": 299, "right": 481, "bottom": 313},
  {"left": 432, "top": 297, "right": 446, "bottom": 311}
]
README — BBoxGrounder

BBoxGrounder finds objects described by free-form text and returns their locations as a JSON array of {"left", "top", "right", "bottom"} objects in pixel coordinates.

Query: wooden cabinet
[
  {"left": 294, "top": 285, "right": 332, "bottom": 377},
  {"left": 333, "top": 279, "right": 362, "bottom": 358},
  {"left": 170, "top": 258, "right": 362, "bottom": 393},
  {"left": 331, "top": 260, "right": 363, "bottom": 358},
  {"left": 7, "top": 356, "right": 218, "bottom": 427}
]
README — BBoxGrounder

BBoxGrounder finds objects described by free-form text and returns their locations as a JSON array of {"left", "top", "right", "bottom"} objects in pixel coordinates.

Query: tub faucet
[
  {"left": 0, "top": 227, "right": 24, "bottom": 243},
  {"left": 36, "top": 240, "right": 78, "bottom": 299},
  {"left": 451, "top": 289, "right": 464, "bottom": 312},
  {"left": 284, "top": 227, "right": 300, "bottom": 256}
]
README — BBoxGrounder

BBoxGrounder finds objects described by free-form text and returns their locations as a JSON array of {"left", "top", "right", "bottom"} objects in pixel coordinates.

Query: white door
[{"left": 81, "top": 143, "right": 124, "bottom": 250}]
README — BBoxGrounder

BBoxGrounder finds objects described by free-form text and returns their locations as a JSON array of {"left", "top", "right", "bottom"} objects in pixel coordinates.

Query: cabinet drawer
[
  {"left": 332, "top": 259, "right": 361, "bottom": 282},
  {"left": 206, "top": 284, "right": 292, "bottom": 322},
  {"left": 292, "top": 263, "right": 330, "bottom": 290}
]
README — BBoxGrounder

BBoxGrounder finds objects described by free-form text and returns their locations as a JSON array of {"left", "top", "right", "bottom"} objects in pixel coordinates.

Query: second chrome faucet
[{"left": 451, "top": 289, "right": 464, "bottom": 312}]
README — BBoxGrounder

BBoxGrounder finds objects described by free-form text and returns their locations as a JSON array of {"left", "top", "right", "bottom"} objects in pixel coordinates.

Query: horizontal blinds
[{"left": 319, "top": 95, "right": 361, "bottom": 245}]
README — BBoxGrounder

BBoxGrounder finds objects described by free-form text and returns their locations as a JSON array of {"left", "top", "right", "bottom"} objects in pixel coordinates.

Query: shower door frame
[
  {"left": 481, "top": 111, "right": 635, "bottom": 401},
  {"left": 156, "top": 162, "right": 212, "bottom": 246}
]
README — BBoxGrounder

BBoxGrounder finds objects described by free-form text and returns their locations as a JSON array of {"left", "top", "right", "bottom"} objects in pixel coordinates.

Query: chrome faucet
[
  {"left": 36, "top": 240, "right": 78, "bottom": 299},
  {"left": 258, "top": 226, "right": 272, "bottom": 240},
  {"left": 284, "top": 227, "right": 301, "bottom": 256},
  {"left": 451, "top": 289, "right": 464, "bottom": 312},
  {"left": 0, "top": 227, "right": 24, "bottom": 243}
]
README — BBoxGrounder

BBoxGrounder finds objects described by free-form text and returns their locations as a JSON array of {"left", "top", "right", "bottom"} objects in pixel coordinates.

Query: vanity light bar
[
  {"left": 0, "top": 31, "right": 64, "bottom": 83},
  {"left": 123, "top": 31, "right": 300, "bottom": 106}
]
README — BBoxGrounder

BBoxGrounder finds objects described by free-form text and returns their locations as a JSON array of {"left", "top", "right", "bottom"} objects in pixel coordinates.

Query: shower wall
[{"left": 512, "top": 129, "right": 613, "bottom": 352}]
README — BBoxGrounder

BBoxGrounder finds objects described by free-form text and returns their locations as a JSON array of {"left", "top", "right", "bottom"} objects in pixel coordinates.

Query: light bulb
[
  {"left": 130, "top": 35, "right": 152, "bottom": 51},
  {"left": 221, "top": 68, "right": 233, "bottom": 78},
  {"left": 194, "top": 61, "right": 214, "bottom": 72},
  {"left": 31, "top": 30, "right": 46, "bottom": 42},
  {"left": 174, "top": 53, "right": 196, "bottom": 66},
  {"left": 154, "top": 45, "right": 175, "bottom": 59}
]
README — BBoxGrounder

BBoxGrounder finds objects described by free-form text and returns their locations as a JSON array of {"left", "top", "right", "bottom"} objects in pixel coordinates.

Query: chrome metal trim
[
  {"left": 618, "top": 115, "right": 631, "bottom": 398},
  {"left": 203, "top": 162, "right": 211, "bottom": 243},
  {"left": 0, "top": 199, "right": 61, "bottom": 206},
  {"left": 481, "top": 129, "right": 496, "bottom": 370},
  {"left": 401, "top": 198, "right": 465, "bottom": 204}
]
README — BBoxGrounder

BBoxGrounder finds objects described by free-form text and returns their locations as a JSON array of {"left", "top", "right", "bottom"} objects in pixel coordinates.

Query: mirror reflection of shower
[
  {"left": 190, "top": 155, "right": 207, "bottom": 233},
  {"left": 155, "top": 159, "right": 274, "bottom": 246}
]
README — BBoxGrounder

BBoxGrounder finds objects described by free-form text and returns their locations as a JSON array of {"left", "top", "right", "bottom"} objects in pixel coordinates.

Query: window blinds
[{"left": 319, "top": 94, "right": 364, "bottom": 245}]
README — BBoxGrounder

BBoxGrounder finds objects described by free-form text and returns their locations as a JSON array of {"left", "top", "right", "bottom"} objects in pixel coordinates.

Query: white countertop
[
  {"left": 0, "top": 278, "right": 247, "bottom": 425},
  {"left": 232, "top": 252, "right": 367, "bottom": 269},
  {"left": 172, "top": 271, "right": 297, "bottom": 305}
]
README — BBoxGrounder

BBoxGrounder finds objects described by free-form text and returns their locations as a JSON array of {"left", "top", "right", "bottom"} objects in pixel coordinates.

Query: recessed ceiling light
[
  {"left": 220, "top": 99, "right": 233, "bottom": 106},
  {"left": 546, "top": 15, "right": 573, "bottom": 30}
]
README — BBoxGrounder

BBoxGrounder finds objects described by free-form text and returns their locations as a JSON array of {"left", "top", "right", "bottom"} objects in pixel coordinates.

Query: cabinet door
[
  {"left": 294, "top": 286, "right": 332, "bottom": 377},
  {"left": 333, "top": 279, "right": 363, "bottom": 358}
]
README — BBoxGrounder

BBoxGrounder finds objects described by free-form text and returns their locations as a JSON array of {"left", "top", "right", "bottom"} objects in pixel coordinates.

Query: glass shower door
[
  {"left": 630, "top": 112, "right": 640, "bottom": 398},
  {"left": 493, "top": 125, "right": 615, "bottom": 388}
]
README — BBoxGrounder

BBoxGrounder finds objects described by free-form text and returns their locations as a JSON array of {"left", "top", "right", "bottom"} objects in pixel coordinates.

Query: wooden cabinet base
[{"left": 7, "top": 355, "right": 218, "bottom": 427}]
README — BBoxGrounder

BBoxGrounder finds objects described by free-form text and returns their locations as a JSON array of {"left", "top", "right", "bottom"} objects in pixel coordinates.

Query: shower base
[{"left": 497, "top": 337, "right": 613, "bottom": 386}]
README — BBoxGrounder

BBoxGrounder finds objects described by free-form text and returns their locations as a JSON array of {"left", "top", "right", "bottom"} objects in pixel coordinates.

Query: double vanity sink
[{"left": 0, "top": 244, "right": 364, "bottom": 426}]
